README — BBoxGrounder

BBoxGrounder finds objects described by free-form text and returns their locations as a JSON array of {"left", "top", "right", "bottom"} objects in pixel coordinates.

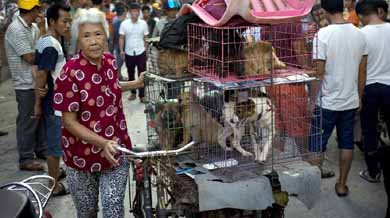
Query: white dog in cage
[{"left": 217, "top": 90, "right": 275, "bottom": 163}]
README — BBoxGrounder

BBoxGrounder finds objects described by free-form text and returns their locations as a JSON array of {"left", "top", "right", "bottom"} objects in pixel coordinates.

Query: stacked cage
[
  {"left": 147, "top": 40, "right": 192, "bottom": 79},
  {"left": 144, "top": 74, "right": 193, "bottom": 150},
  {"left": 191, "top": 78, "right": 322, "bottom": 171},
  {"left": 187, "top": 22, "right": 322, "bottom": 172},
  {"left": 187, "top": 22, "right": 316, "bottom": 82},
  {"left": 143, "top": 47, "right": 198, "bottom": 214}
]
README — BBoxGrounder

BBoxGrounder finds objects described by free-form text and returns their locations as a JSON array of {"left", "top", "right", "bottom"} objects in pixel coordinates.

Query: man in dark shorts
[
  {"left": 34, "top": 3, "right": 72, "bottom": 196},
  {"left": 310, "top": 0, "right": 368, "bottom": 197}
]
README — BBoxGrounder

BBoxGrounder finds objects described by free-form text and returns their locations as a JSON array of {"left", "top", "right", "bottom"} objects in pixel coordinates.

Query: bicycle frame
[{"left": 116, "top": 141, "right": 196, "bottom": 218}]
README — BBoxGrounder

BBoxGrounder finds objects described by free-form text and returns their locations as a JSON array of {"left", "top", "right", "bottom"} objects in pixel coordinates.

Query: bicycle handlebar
[{"left": 115, "top": 141, "right": 196, "bottom": 158}]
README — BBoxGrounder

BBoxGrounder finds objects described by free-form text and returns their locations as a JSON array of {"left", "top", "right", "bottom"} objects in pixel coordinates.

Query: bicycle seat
[
  {"left": 0, "top": 189, "right": 36, "bottom": 218},
  {"left": 131, "top": 144, "right": 160, "bottom": 153}
]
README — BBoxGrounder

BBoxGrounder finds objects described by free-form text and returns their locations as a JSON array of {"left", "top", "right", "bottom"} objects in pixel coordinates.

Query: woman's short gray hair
[{"left": 70, "top": 8, "right": 109, "bottom": 53}]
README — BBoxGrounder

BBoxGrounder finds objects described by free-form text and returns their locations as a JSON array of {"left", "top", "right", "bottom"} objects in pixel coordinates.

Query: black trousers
[
  {"left": 380, "top": 146, "right": 390, "bottom": 218},
  {"left": 361, "top": 83, "right": 390, "bottom": 177},
  {"left": 125, "top": 52, "right": 146, "bottom": 98}
]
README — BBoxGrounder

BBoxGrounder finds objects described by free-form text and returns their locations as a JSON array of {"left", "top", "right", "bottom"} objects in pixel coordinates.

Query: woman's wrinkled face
[{"left": 78, "top": 23, "right": 106, "bottom": 62}]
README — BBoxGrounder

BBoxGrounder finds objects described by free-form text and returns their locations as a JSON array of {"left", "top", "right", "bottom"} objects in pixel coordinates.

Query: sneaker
[
  {"left": 359, "top": 170, "right": 381, "bottom": 183},
  {"left": 19, "top": 160, "right": 44, "bottom": 171},
  {"left": 320, "top": 166, "right": 335, "bottom": 179}
]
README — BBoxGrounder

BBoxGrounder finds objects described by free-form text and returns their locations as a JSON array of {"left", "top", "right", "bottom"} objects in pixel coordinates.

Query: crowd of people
[{"left": 0, "top": 0, "right": 389, "bottom": 217}]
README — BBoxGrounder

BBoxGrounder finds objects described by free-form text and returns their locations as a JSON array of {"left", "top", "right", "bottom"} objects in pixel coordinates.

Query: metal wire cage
[
  {"left": 147, "top": 42, "right": 193, "bottom": 79},
  {"left": 187, "top": 22, "right": 316, "bottom": 83},
  {"left": 190, "top": 78, "right": 322, "bottom": 171},
  {"left": 144, "top": 73, "right": 194, "bottom": 150}
]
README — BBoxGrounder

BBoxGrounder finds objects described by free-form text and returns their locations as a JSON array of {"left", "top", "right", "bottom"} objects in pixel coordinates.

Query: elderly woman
[{"left": 53, "top": 8, "right": 143, "bottom": 218}]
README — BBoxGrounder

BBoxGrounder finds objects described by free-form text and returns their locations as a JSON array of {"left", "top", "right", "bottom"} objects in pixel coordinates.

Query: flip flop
[
  {"left": 335, "top": 182, "right": 349, "bottom": 197},
  {"left": 52, "top": 182, "right": 69, "bottom": 197}
]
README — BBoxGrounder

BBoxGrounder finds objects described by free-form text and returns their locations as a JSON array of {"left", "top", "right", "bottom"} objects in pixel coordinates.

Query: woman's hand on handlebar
[{"left": 102, "top": 140, "right": 119, "bottom": 167}]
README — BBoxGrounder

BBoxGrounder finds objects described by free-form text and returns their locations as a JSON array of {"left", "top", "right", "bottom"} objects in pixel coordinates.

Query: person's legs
[
  {"left": 381, "top": 85, "right": 390, "bottom": 217},
  {"left": 35, "top": 117, "right": 48, "bottom": 159},
  {"left": 354, "top": 110, "right": 363, "bottom": 152},
  {"left": 15, "top": 90, "right": 44, "bottom": 170},
  {"left": 125, "top": 54, "right": 137, "bottom": 98},
  {"left": 336, "top": 109, "right": 356, "bottom": 194},
  {"left": 380, "top": 84, "right": 390, "bottom": 148},
  {"left": 135, "top": 52, "right": 146, "bottom": 99},
  {"left": 309, "top": 107, "right": 337, "bottom": 177},
  {"left": 114, "top": 48, "right": 124, "bottom": 80},
  {"left": 66, "top": 167, "right": 99, "bottom": 218},
  {"left": 100, "top": 159, "right": 129, "bottom": 218},
  {"left": 361, "top": 84, "right": 381, "bottom": 179},
  {"left": 381, "top": 147, "right": 390, "bottom": 218},
  {"left": 44, "top": 114, "right": 65, "bottom": 194}
]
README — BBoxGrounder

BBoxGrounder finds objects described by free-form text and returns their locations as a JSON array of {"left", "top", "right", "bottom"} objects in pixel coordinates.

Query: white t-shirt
[
  {"left": 361, "top": 23, "right": 390, "bottom": 86},
  {"left": 119, "top": 18, "right": 149, "bottom": 56},
  {"left": 313, "top": 23, "right": 367, "bottom": 111}
]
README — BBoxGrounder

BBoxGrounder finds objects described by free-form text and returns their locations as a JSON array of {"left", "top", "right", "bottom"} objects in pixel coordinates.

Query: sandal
[
  {"left": 52, "top": 182, "right": 69, "bottom": 197},
  {"left": 335, "top": 182, "right": 349, "bottom": 197},
  {"left": 320, "top": 166, "right": 335, "bottom": 179},
  {"left": 58, "top": 167, "right": 67, "bottom": 181}
]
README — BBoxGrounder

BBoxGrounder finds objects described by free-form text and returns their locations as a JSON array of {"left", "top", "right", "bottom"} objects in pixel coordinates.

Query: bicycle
[{"left": 116, "top": 141, "right": 196, "bottom": 218}]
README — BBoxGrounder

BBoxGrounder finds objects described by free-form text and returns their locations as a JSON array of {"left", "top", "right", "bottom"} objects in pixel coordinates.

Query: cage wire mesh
[
  {"left": 190, "top": 78, "right": 322, "bottom": 173},
  {"left": 143, "top": 21, "right": 321, "bottom": 179},
  {"left": 144, "top": 73, "right": 194, "bottom": 151},
  {"left": 143, "top": 73, "right": 202, "bottom": 214},
  {"left": 188, "top": 22, "right": 316, "bottom": 83},
  {"left": 147, "top": 42, "right": 192, "bottom": 79}
]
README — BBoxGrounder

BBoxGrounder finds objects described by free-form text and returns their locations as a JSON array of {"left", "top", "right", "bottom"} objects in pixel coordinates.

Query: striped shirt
[{"left": 5, "top": 16, "right": 39, "bottom": 90}]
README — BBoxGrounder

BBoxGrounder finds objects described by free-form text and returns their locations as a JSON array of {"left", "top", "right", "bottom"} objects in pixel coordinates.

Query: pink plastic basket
[{"left": 178, "top": 0, "right": 315, "bottom": 27}]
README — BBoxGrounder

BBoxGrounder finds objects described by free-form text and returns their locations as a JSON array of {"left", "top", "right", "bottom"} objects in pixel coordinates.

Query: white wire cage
[{"left": 190, "top": 78, "right": 323, "bottom": 172}]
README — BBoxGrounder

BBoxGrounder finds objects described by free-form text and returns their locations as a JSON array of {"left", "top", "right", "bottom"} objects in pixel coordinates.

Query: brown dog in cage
[
  {"left": 179, "top": 92, "right": 193, "bottom": 146},
  {"left": 190, "top": 29, "right": 286, "bottom": 78},
  {"left": 153, "top": 92, "right": 192, "bottom": 149},
  {"left": 154, "top": 102, "right": 184, "bottom": 149},
  {"left": 243, "top": 38, "right": 286, "bottom": 76},
  {"left": 158, "top": 49, "right": 190, "bottom": 78}
]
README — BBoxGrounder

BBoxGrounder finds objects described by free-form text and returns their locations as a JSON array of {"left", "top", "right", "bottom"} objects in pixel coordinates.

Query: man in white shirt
[
  {"left": 119, "top": 3, "right": 148, "bottom": 102},
  {"left": 356, "top": 1, "right": 390, "bottom": 216},
  {"left": 310, "top": 0, "right": 367, "bottom": 197}
]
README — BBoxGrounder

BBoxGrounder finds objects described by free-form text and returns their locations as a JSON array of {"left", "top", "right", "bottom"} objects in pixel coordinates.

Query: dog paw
[
  {"left": 242, "top": 151, "right": 253, "bottom": 157},
  {"left": 224, "top": 147, "right": 233, "bottom": 151}
]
